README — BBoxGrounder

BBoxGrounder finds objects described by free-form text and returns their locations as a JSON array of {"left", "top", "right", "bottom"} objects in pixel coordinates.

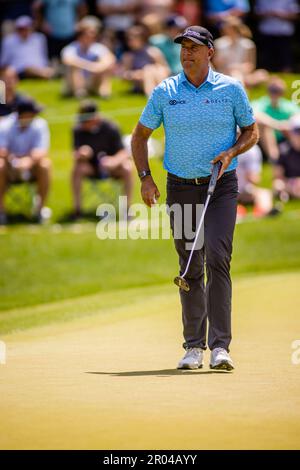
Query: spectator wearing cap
[
  {"left": 72, "top": 100, "right": 133, "bottom": 218},
  {"left": 273, "top": 115, "right": 300, "bottom": 200},
  {"left": 0, "top": 98, "right": 51, "bottom": 225},
  {"left": 252, "top": 77, "right": 300, "bottom": 161},
  {"left": 132, "top": 25, "right": 258, "bottom": 369},
  {"left": 32, "top": 0, "right": 88, "bottom": 61},
  {"left": 0, "top": 67, "right": 27, "bottom": 118},
  {"left": 61, "top": 16, "right": 116, "bottom": 98},
  {"left": 121, "top": 25, "right": 170, "bottom": 96},
  {"left": 213, "top": 16, "right": 269, "bottom": 88},
  {"left": 0, "top": 16, "right": 54, "bottom": 79},
  {"left": 149, "top": 14, "right": 188, "bottom": 75},
  {"left": 255, "top": 0, "right": 299, "bottom": 72}
]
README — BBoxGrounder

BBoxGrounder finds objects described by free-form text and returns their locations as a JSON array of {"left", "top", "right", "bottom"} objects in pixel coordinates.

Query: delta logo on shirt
[{"left": 203, "top": 98, "right": 230, "bottom": 104}]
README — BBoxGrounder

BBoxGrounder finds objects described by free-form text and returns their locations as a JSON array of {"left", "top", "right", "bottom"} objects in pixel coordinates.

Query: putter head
[{"left": 174, "top": 276, "right": 190, "bottom": 292}]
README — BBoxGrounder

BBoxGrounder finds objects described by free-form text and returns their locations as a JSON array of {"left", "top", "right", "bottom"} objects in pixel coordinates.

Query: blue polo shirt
[
  {"left": 139, "top": 68, "right": 255, "bottom": 178},
  {"left": 204, "top": 0, "right": 250, "bottom": 15},
  {"left": 0, "top": 114, "right": 50, "bottom": 157},
  {"left": 40, "top": 0, "right": 84, "bottom": 39}
]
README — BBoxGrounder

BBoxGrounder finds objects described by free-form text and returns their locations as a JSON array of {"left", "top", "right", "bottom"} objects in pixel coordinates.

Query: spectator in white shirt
[
  {"left": 0, "top": 16, "right": 54, "bottom": 79},
  {"left": 61, "top": 16, "right": 116, "bottom": 98}
]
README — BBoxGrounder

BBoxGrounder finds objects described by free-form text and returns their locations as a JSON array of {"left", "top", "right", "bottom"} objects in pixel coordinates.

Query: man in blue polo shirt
[{"left": 131, "top": 26, "right": 258, "bottom": 371}]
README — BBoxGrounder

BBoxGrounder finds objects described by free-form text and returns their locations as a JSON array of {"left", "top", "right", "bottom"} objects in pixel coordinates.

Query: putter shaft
[{"left": 174, "top": 161, "right": 222, "bottom": 291}]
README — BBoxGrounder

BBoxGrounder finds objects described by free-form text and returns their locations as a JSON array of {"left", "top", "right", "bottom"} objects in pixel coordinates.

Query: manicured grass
[
  {"left": 1, "top": 272, "right": 300, "bottom": 449},
  {"left": 0, "top": 76, "right": 300, "bottom": 320}
]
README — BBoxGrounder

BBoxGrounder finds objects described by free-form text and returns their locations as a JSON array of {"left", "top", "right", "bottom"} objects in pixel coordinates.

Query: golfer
[{"left": 131, "top": 26, "right": 259, "bottom": 370}]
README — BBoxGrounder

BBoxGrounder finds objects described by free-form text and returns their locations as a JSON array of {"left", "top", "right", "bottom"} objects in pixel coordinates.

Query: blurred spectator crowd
[
  {"left": 0, "top": 0, "right": 300, "bottom": 224},
  {"left": 1, "top": 1, "right": 300, "bottom": 88}
]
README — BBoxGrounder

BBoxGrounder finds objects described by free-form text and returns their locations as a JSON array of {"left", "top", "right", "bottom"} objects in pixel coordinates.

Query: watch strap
[{"left": 138, "top": 169, "right": 151, "bottom": 180}]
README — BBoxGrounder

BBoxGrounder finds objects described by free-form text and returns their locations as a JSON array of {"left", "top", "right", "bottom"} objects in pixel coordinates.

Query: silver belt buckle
[{"left": 195, "top": 178, "right": 202, "bottom": 185}]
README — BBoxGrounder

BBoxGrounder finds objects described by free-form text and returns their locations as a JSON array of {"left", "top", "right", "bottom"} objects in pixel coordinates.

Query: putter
[{"left": 174, "top": 161, "right": 222, "bottom": 292}]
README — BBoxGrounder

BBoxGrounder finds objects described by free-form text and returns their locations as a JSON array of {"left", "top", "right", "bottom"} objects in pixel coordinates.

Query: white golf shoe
[
  {"left": 177, "top": 348, "right": 204, "bottom": 370},
  {"left": 210, "top": 348, "right": 234, "bottom": 371}
]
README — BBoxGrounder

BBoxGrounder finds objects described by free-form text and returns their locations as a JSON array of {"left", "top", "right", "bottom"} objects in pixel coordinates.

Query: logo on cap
[{"left": 184, "top": 30, "right": 201, "bottom": 39}]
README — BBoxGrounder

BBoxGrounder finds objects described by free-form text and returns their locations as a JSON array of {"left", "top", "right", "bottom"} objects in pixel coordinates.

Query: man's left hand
[{"left": 211, "top": 150, "right": 234, "bottom": 179}]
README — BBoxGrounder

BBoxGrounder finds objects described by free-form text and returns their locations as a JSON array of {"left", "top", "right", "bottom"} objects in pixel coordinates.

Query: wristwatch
[{"left": 138, "top": 169, "right": 151, "bottom": 180}]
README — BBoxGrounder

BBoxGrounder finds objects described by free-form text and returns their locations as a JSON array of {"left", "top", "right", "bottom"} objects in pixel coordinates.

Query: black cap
[
  {"left": 174, "top": 26, "right": 214, "bottom": 48},
  {"left": 77, "top": 100, "right": 99, "bottom": 123},
  {"left": 17, "top": 97, "right": 43, "bottom": 115}
]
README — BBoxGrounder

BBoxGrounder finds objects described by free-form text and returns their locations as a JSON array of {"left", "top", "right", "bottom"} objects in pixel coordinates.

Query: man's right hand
[{"left": 141, "top": 176, "right": 160, "bottom": 207}]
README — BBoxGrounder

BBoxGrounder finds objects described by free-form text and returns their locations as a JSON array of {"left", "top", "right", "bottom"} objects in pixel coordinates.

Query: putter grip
[{"left": 208, "top": 161, "right": 222, "bottom": 195}]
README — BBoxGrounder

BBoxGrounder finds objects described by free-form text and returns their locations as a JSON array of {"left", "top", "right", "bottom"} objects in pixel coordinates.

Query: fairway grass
[
  {"left": 1, "top": 207, "right": 300, "bottom": 314},
  {"left": 1, "top": 271, "right": 300, "bottom": 450}
]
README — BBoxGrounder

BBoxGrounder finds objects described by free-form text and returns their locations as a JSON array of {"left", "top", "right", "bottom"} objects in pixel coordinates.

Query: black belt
[{"left": 167, "top": 169, "right": 236, "bottom": 186}]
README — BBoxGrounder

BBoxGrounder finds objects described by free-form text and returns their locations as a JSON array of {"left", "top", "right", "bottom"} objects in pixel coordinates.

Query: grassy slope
[{"left": 1, "top": 76, "right": 300, "bottom": 323}]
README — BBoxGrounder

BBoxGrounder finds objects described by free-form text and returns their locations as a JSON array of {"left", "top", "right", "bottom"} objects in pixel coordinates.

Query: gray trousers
[{"left": 166, "top": 170, "right": 238, "bottom": 352}]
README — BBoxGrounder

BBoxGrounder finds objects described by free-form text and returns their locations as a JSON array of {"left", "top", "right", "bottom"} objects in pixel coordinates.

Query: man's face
[
  {"left": 17, "top": 26, "right": 31, "bottom": 40},
  {"left": 79, "top": 29, "right": 97, "bottom": 46},
  {"left": 80, "top": 116, "right": 100, "bottom": 131},
  {"left": 126, "top": 32, "right": 144, "bottom": 51},
  {"left": 268, "top": 85, "right": 284, "bottom": 103},
  {"left": 180, "top": 38, "right": 213, "bottom": 73},
  {"left": 18, "top": 112, "right": 35, "bottom": 128}
]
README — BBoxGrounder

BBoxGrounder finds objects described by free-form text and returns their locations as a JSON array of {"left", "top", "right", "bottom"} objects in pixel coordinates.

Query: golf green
[{"left": 1, "top": 271, "right": 299, "bottom": 449}]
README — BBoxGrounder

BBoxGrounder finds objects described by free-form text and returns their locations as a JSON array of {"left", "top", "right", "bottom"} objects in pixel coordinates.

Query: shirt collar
[
  {"left": 178, "top": 67, "right": 217, "bottom": 87},
  {"left": 207, "top": 67, "right": 217, "bottom": 84}
]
